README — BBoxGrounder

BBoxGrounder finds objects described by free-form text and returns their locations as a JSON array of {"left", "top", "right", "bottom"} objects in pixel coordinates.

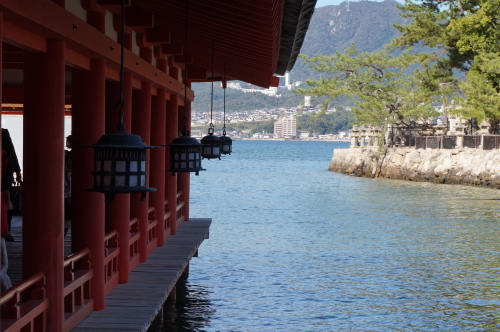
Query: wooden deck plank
[{"left": 4, "top": 217, "right": 211, "bottom": 332}]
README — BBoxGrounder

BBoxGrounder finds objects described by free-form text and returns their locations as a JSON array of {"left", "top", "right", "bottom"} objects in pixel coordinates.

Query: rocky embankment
[{"left": 329, "top": 147, "right": 500, "bottom": 188}]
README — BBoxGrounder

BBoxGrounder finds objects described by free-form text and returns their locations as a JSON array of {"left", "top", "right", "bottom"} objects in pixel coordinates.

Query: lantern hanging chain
[
  {"left": 209, "top": 42, "right": 215, "bottom": 135},
  {"left": 223, "top": 62, "right": 227, "bottom": 136},
  {"left": 115, "top": 0, "right": 126, "bottom": 131},
  {"left": 182, "top": 0, "right": 189, "bottom": 133}
]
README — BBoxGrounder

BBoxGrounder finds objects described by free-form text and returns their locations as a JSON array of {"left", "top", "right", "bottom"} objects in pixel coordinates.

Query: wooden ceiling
[{"left": 132, "top": 0, "right": 284, "bottom": 88}]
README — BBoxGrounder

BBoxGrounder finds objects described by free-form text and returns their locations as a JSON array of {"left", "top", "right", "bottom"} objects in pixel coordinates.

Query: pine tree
[{"left": 295, "top": 45, "right": 437, "bottom": 129}]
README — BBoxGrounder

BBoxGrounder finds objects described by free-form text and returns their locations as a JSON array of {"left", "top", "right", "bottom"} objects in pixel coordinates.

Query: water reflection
[
  {"left": 153, "top": 141, "right": 500, "bottom": 331},
  {"left": 147, "top": 278, "right": 214, "bottom": 332}
]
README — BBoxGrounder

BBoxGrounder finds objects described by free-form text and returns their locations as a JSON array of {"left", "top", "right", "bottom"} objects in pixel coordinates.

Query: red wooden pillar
[
  {"left": 165, "top": 95, "right": 178, "bottom": 234},
  {"left": 105, "top": 73, "right": 132, "bottom": 284},
  {"left": 23, "top": 40, "right": 66, "bottom": 331},
  {"left": 150, "top": 90, "right": 167, "bottom": 245},
  {"left": 177, "top": 87, "right": 191, "bottom": 222},
  {"left": 71, "top": 59, "right": 107, "bottom": 311},
  {"left": 0, "top": 13, "right": 4, "bottom": 290},
  {"left": 131, "top": 82, "right": 153, "bottom": 262}
]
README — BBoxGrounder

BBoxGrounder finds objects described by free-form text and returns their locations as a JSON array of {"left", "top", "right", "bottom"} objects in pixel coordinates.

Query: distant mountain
[{"left": 192, "top": 0, "right": 409, "bottom": 113}]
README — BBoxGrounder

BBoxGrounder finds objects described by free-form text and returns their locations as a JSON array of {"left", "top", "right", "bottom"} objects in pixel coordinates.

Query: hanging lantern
[
  {"left": 166, "top": 0, "right": 205, "bottom": 175},
  {"left": 87, "top": 131, "right": 157, "bottom": 201},
  {"left": 167, "top": 132, "right": 204, "bottom": 176},
  {"left": 219, "top": 62, "right": 232, "bottom": 155},
  {"left": 200, "top": 42, "right": 221, "bottom": 160},
  {"left": 219, "top": 131, "right": 232, "bottom": 155},
  {"left": 86, "top": 0, "right": 158, "bottom": 201},
  {"left": 201, "top": 127, "right": 221, "bottom": 159}
]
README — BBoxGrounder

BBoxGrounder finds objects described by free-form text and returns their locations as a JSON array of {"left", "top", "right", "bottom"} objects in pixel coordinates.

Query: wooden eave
[
  {"left": 134, "top": 0, "right": 284, "bottom": 88},
  {"left": 0, "top": 0, "right": 192, "bottom": 100}
]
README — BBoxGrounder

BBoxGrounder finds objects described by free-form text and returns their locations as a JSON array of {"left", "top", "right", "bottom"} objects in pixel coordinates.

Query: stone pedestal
[{"left": 350, "top": 125, "right": 360, "bottom": 148}]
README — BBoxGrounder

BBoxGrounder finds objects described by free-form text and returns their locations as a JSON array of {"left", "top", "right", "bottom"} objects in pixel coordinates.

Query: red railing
[
  {"left": 103, "top": 230, "right": 120, "bottom": 297},
  {"left": 147, "top": 206, "right": 158, "bottom": 255},
  {"left": 176, "top": 191, "right": 185, "bottom": 227},
  {"left": 0, "top": 272, "right": 49, "bottom": 332},
  {"left": 129, "top": 217, "right": 141, "bottom": 272},
  {"left": 164, "top": 199, "right": 172, "bottom": 238},
  {"left": 63, "top": 247, "right": 93, "bottom": 332}
]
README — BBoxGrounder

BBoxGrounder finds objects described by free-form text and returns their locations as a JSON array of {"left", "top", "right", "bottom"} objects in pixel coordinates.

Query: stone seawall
[{"left": 329, "top": 147, "right": 500, "bottom": 188}]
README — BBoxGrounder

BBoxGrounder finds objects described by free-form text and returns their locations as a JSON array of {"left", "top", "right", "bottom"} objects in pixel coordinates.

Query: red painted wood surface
[
  {"left": 0, "top": 272, "right": 49, "bottom": 332},
  {"left": 23, "top": 39, "right": 66, "bottom": 332},
  {"left": 63, "top": 248, "right": 94, "bottom": 332},
  {"left": 131, "top": 82, "right": 154, "bottom": 262},
  {"left": 165, "top": 95, "right": 179, "bottom": 234},
  {"left": 104, "top": 74, "right": 132, "bottom": 285},
  {"left": 128, "top": 217, "right": 141, "bottom": 272},
  {"left": 149, "top": 89, "right": 167, "bottom": 245},
  {"left": 103, "top": 231, "right": 120, "bottom": 297},
  {"left": 71, "top": 59, "right": 107, "bottom": 312}
]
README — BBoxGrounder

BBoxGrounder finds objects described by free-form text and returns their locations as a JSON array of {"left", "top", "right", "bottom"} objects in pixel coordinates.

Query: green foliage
[
  {"left": 295, "top": 45, "right": 437, "bottom": 127},
  {"left": 449, "top": 0, "right": 500, "bottom": 131},
  {"left": 297, "top": 112, "right": 354, "bottom": 135},
  {"left": 392, "top": 0, "right": 477, "bottom": 72},
  {"left": 393, "top": 0, "right": 500, "bottom": 131},
  {"left": 191, "top": 82, "right": 303, "bottom": 113},
  {"left": 250, "top": 120, "right": 275, "bottom": 135}
]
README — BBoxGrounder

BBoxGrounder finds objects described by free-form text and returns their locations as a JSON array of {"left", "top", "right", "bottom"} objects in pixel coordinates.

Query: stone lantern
[
  {"left": 478, "top": 120, "right": 491, "bottom": 149},
  {"left": 350, "top": 125, "right": 360, "bottom": 148},
  {"left": 372, "top": 126, "right": 381, "bottom": 147},
  {"left": 478, "top": 120, "right": 491, "bottom": 135},
  {"left": 435, "top": 123, "right": 447, "bottom": 136},
  {"left": 366, "top": 127, "right": 375, "bottom": 147},
  {"left": 453, "top": 123, "right": 466, "bottom": 148},
  {"left": 359, "top": 126, "right": 367, "bottom": 147}
]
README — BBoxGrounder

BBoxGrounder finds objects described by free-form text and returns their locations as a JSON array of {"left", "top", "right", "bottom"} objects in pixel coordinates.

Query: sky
[{"left": 315, "top": 0, "right": 388, "bottom": 7}]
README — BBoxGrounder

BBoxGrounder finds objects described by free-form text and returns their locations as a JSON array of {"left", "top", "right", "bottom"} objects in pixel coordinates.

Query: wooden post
[
  {"left": 105, "top": 73, "right": 132, "bottom": 284},
  {"left": 150, "top": 90, "right": 167, "bottom": 245},
  {"left": 177, "top": 85, "right": 192, "bottom": 222},
  {"left": 131, "top": 82, "right": 153, "bottom": 262},
  {"left": 71, "top": 59, "right": 107, "bottom": 310},
  {"left": 23, "top": 39, "right": 66, "bottom": 330},
  {"left": 165, "top": 95, "right": 178, "bottom": 234}
]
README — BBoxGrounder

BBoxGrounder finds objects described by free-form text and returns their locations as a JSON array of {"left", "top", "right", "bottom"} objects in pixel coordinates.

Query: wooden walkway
[{"left": 5, "top": 217, "right": 211, "bottom": 332}]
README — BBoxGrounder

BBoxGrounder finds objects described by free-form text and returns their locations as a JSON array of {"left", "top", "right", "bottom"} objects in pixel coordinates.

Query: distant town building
[
  {"left": 274, "top": 115, "right": 297, "bottom": 138},
  {"left": 304, "top": 96, "right": 311, "bottom": 107},
  {"left": 225, "top": 72, "right": 300, "bottom": 97}
]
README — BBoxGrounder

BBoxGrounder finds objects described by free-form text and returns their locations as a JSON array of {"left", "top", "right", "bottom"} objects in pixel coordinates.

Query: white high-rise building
[{"left": 274, "top": 115, "right": 297, "bottom": 138}]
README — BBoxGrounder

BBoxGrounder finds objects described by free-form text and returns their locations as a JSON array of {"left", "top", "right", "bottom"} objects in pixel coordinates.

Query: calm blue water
[{"left": 153, "top": 140, "right": 500, "bottom": 332}]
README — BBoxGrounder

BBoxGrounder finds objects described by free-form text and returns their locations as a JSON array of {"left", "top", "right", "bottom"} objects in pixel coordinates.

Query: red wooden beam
[
  {"left": 173, "top": 54, "right": 193, "bottom": 64},
  {"left": 97, "top": 0, "right": 131, "bottom": 5},
  {"left": 2, "top": 88, "right": 23, "bottom": 103},
  {"left": 161, "top": 43, "right": 183, "bottom": 56},
  {"left": 146, "top": 28, "right": 170, "bottom": 44},
  {"left": 187, "top": 70, "right": 207, "bottom": 81},
  {"left": 0, "top": 0, "right": 192, "bottom": 98},
  {"left": 125, "top": 6, "right": 154, "bottom": 28}
]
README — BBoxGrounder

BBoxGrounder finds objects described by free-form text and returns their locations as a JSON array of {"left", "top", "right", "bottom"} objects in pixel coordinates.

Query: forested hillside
[{"left": 192, "top": 0, "right": 408, "bottom": 112}]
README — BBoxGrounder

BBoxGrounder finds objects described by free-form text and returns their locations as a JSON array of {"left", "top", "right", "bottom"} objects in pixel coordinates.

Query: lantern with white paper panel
[
  {"left": 87, "top": 131, "right": 157, "bottom": 201},
  {"left": 167, "top": 133, "right": 204, "bottom": 176},
  {"left": 166, "top": 0, "right": 205, "bottom": 175},
  {"left": 86, "top": 0, "right": 158, "bottom": 201}
]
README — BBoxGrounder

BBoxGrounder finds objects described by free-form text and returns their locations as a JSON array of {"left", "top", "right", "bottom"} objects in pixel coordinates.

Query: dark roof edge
[{"left": 275, "top": 0, "right": 317, "bottom": 76}]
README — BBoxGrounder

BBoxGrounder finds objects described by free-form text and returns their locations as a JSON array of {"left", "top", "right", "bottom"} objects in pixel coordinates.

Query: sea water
[{"left": 151, "top": 140, "right": 500, "bottom": 332}]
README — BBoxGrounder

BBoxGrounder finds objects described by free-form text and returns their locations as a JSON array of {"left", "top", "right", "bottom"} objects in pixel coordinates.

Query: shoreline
[
  {"left": 240, "top": 138, "right": 350, "bottom": 142},
  {"left": 329, "top": 147, "right": 500, "bottom": 189}
]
